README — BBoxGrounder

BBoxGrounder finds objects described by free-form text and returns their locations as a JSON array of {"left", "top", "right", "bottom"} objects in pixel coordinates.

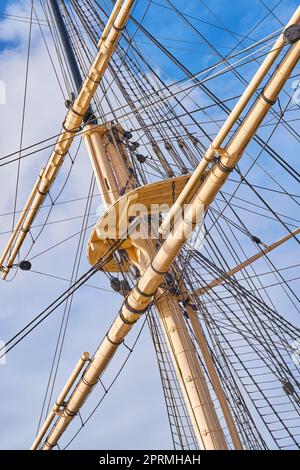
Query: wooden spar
[
  {"left": 86, "top": 124, "right": 230, "bottom": 449},
  {"left": 193, "top": 227, "right": 300, "bottom": 297},
  {"left": 35, "top": 18, "right": 300, "bottom": 450},
  {"left": 0, "top": 0, "right": 134, "bottom": 280},
  {"left": 83, "top": 123, "right": 240, "bottom": 448}
]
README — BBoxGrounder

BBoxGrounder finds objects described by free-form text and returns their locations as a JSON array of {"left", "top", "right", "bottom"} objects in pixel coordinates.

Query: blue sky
[{"left": 0, "top": 0, "right": 299, "bottom": 450}]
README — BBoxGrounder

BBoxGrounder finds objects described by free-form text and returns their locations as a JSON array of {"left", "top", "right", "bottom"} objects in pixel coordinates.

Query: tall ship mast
[{"left": 0, "top": 0, "right": 299, "bottom": 451}]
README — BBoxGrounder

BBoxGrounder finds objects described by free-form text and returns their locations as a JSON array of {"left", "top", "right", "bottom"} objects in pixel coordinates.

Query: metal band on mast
[{"left": 49, "top": 0, "right": 96, "bottom": 123}]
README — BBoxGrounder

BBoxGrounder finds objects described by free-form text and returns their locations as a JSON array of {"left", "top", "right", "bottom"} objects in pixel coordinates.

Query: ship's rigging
[{"left": 0, "top": 0, "right": 299, "bottom": 450}]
